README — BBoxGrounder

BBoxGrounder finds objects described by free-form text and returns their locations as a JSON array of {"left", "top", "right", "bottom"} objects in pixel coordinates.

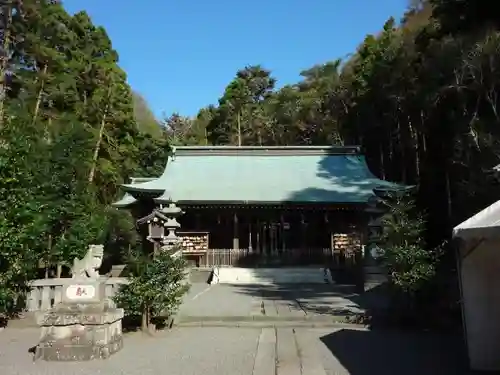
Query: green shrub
[{"left": 113, "top": 246, "right": 189, "bottom": 332}]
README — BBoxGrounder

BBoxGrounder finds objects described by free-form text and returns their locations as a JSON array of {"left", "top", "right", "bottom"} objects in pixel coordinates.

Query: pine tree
[{"left": 380, "top": 191, "right": 441, "bottom": 294}]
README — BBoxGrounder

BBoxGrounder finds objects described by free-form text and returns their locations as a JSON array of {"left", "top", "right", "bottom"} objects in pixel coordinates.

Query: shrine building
[{"left": 113, "top": 146, "right": 401, "bottom": 279}]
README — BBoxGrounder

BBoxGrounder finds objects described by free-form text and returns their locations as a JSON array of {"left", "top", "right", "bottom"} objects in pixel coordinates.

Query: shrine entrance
[
  {"left": 170, "top": 205, "right": 366, "bottom": 271},
  {"left": 257, "top": 221, "right": 287, "bottom": 256}
]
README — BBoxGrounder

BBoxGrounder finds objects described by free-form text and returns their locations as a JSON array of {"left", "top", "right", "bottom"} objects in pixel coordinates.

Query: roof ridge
[{"left": 171, "top": 145, "right": 361, "bottom": 157}]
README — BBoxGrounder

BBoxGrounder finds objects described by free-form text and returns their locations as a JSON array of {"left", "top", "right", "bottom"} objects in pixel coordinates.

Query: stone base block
[
  {"left": 35, "top": 334, "right": 123, "bottom": 361},
  {"left": 35, "top": 309, "right": 124, "bottom": 361},
  {"left": 36, "top": 305, "right": 124, "bottom": 326},
  {"left": 35, "top": 279, "right": 125, "bottom": 362}
]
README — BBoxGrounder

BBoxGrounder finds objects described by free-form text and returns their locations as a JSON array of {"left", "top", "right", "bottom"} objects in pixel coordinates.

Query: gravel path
[
  {"left": 0, "top": 327, "right": 259, "bottom": 375},
  {"left": 0, "top": 283, "right": 468, "bottom": 374},
  {"left": 0, "top": 326, "right": 469, "bottom": 375}
]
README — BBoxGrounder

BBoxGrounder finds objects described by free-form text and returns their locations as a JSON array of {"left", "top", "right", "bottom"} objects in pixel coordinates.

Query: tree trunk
[
  {"left": 237, "top": 110, "right": 241, "bottom": 146},
  {"left": 141, "top": 309, "right": 148, "bottom": 331},
  {"left": 88, "top": 84, "right": 113, "bottom": 183},
  {"left": 32, "top": 64, "right": 48, "bottom": 127},
  {"left": 0, "top": 3, "right": 13, "bottom": 129},
  {"left": 411, "top": 122, "right": 420, "bottom": 181},
  {"left": 397, "top": 118, "right": 408, "bottom": 184},
  {"left": 236, "top": 110, "right": 241, "bottom": 147},
  {"left": 46, "top": 116, "right": 53, "bottom": 143},
  {"left": 379, "top": 142, "right": 386, "bottom": 179},
  {"left": 45, "top": 234, "right": 52, "bottom": 279},
  {"left": 444, "top": 166, "right": 452, "bottom": 222}
]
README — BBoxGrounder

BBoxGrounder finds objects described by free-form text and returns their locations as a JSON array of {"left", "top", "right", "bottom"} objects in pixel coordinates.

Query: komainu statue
[{"left": 71, "top": 244, "right": 104, "bottom": 279}]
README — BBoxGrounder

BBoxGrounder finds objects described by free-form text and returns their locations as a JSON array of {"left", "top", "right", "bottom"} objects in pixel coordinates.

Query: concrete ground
[{"left": 0, "top": 326, "right": 470, "bottom": 375}]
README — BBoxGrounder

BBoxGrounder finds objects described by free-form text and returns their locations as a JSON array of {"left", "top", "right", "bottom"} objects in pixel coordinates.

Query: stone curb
[
  {"left": 175, "top": 313, "right": 368, "bottom": 329},
  {"left": 175, "top": 320, "right": 367, "bottom": 329},
  {"left": 176, "top": 314, "right": 358, "bottom": 323}
]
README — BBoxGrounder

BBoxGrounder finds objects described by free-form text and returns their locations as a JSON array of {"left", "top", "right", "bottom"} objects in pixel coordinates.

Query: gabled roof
[
  {"left": 136, "top": 209, "right": 170, "bottom": 226},
  {"left": 114, "top": 146, "right": 404, "bottom": 206}
]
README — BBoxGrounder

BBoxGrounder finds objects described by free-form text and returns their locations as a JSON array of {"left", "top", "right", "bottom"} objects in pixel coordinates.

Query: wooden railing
[
  {"left": 199, "top": 248, "right": 334, "bottom": 267},
  {"left": 26, "top": 277, "right": 129, "bottom": 312}
]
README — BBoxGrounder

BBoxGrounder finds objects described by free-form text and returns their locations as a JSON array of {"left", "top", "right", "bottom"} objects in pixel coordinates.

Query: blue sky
[{"left": 63, "top": 0, "right": 408, "bottom": 118}]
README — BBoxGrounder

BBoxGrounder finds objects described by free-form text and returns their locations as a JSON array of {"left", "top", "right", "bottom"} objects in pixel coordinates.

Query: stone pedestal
[{"left": 34, "top": 280, "right": 124, "bottom": 361}]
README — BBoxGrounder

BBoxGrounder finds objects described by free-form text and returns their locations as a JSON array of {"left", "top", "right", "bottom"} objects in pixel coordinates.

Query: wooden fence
[{"left": 198, "top": 248, "right": 334, "bottom": 267}]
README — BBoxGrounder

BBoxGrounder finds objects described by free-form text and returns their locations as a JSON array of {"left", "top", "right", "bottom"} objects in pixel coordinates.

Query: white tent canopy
[
  {"left": 453, "top": 199, "right": 500, "bottom": 371},
  {"left": 453, "top": 199, "right": 500, "bottom": 241}
]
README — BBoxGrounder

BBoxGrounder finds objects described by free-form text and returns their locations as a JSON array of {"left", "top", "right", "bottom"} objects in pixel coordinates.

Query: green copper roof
[
  {"left": 114, "top": 146, "right": 403, "bottom": 207},
  {"left": 113, "top": 192, "right": 137, "bottom": 208},
  {"left": 112, "top": 177, "right": 155, "bottom": 208}
]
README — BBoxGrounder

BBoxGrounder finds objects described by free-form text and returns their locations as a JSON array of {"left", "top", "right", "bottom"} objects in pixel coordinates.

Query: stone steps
[
  {"left": 189, "top": 268, "right": 212, "bottom": 283},
  {"left": 214, "top": 267, "right": 332, "bottom": 285}
]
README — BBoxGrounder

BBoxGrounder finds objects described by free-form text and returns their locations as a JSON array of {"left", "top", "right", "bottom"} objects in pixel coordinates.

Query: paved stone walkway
[
  {"left": 0, "top": 326, "right": 469, "bottom": 375},
  {"left": 178, "top": 283, "right": 365, "bottom": 325}
]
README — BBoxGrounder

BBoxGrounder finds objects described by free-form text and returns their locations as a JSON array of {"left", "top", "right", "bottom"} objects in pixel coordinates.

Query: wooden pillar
[
  {"left": 280, "top": 212, "right": 285, "bottom": 254},
  {"left": 233, "top": 212, "right": 239, "bottom": 250},
  {"left": 248, "top": 212, "right": 253, "bottom": 252},
  {"left": 195, "top": 213, "right": 201, "bottom": 230},
  {"left": 256, "top": 219, "right": 261, "bottom": 254},
  {"left": 270, "top": 209, "right": 277, "bottom": 256},
  {"left": 300, "top": 212, "right": 307, "bottom": 251},
  {"left": 324, "top": 211, "right": 330, "bottom": 249},
  {"left": 262, "top": 221, "right": 267, "bottom": 255}
]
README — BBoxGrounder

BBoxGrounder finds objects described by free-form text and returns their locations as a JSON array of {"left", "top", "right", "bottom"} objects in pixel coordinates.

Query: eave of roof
[
  {"left": 112, "top": 177, "right": 158, "bottom": 207},
  {"left": 112, "top": 193, "right": 137, "bottom": 208}
]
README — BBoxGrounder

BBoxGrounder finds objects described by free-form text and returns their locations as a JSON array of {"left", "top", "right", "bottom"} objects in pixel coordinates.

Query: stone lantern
[
  {"left": 366, "top": 195, "right": 384, "bottom": 243},
  {"left": 159, "top": 202, "right": 184, "bottom": 251},
  {"left": 363, "top": 192, "right": 388, "bottom": 289},
  {"left": 137, "top": 210, "right": 168, "bottom": 243}
]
